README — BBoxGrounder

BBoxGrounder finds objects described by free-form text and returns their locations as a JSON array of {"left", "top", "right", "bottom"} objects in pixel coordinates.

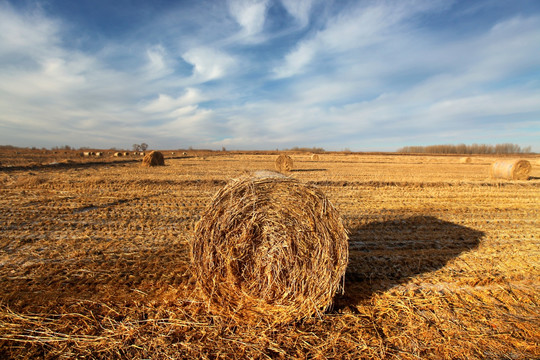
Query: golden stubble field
[{"left": 1, "top": 150, "right": 539, "bottom": 359}]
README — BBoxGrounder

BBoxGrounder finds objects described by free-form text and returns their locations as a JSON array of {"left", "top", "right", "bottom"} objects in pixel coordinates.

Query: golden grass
[{"left": 0, "top": 151, "right": 539, "bottom": 359}]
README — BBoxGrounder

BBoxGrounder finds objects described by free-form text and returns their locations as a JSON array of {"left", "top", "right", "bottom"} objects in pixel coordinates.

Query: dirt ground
[{"left": 1, "top": 150, "right": 539, "bottom": 359}]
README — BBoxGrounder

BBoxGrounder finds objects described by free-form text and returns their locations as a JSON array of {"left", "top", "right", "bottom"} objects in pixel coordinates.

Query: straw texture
[
  {"left": 142, "top": 151, "right": 165, "bottom": 167},
  {"left": 490, "top": 159, "right": 531, "bottom": 180},
  {"left": 191, "top": 172, "right": 349, "bottom": 324},
  {"left": 275, "top": 154, "right": 293, "bottom": 172}
]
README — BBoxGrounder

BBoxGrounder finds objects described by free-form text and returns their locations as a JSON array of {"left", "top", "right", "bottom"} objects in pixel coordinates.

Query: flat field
[{"left": 1, "top": 151, "right": 539, "bottom": 359}]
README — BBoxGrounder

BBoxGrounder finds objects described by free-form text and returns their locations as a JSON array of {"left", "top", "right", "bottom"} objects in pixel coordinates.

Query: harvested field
[{"left": 0, "top": 151, "right": 539, "bottom": 359}]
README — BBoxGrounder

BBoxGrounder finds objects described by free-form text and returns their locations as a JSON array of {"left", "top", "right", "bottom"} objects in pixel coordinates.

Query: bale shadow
[
  {"left": 290, "top": 168, "right": 328, "bottom": 172},
  {"left": 334, "top": 215, "right": 484, "bottom": 310}
]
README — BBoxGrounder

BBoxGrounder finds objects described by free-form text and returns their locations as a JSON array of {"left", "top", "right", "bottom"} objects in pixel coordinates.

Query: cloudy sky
[{"left": 1, "top": 0, "right": 539, "bottom": 151}]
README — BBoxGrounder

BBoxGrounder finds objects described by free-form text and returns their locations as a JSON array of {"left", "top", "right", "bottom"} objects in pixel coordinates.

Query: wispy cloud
[
  {"left": 279, "top": 0, "right": 316, "bottom": 27},
  {"left": 274, "top": 0, "right": 449, "bottom": 78},
  {"left": 182, "top": 47, "right": 236, "bottom": 82},
  {"left": 0, "top": 0, "right": 538, "bottom": 151},
  {"left": 227, "top": 0, "right": 269, "bottom": 38}
]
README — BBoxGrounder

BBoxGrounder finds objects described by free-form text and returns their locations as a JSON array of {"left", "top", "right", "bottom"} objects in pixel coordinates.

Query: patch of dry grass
[{"left": 0, "top": 152, "right": 539, "bottom": 359}]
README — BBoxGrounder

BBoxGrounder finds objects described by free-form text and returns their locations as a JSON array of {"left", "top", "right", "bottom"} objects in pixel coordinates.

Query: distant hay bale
[
  {"left": 275, "top": 154, "right": 293, "bottom": 172},
  {"left": 95, "top": 152, "right": 103, "bottom": 157},
  {"left": 142, "top": 151, "right": 165, "bottom": 167},
  {"left": 490, "top": 159, "right": 531, "bottom": 180},
  {"left": 191, "top": 172, "right": 349, "bottom": 324},
  {"left": 114, "top": 152, "right": 122, "bottom": 157},
  {"left": 83, "top": 152, "right": 91, "bottom": 157},
  {"left": 123, "top": 152, "right": 129, "bottom": 156},
  {"left": 460, "top": 157, "right": 472, "bottom": 163},
  {"left": 311, "top": 154, "right": 320, "bottom": 161},
  {"left": 182, "top": 152, "right": 187, "bottom": 156}
]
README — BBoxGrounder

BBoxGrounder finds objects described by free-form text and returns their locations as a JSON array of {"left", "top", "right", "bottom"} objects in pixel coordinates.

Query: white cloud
[
  {"left": 273, "top": 0, "right": 448, "bottom": 78},
  {"left": 182, "top": 47, "right": 236, "bottom": 82},
  {"left": 142, "top": 88, "right": 205, "bottom": 114},
  {"left": 273, "top": 41, "right": 316, "bottom": 78},
  {"left": 280, "top": 0, "right": 315, "bottom": 27},
  {"left": 228, "top": 0, "right": 268, "bottom": 36},
  {"left": 144, "top": 45, "right": 173, "bottom": 79},
  {"left": 0, "top": 2, "right": 59, "bottom": 61},
  {"left": 0, "top": 1, "right": 538, "bottom": 151}
]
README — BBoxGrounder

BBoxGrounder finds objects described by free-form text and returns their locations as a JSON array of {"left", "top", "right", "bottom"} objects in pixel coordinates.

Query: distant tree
[
  {"left": 397, "top": 143, "right": 532, "bottom": 154},
  {"left": 140, "top": 143, "right": 148, "bottom": 151},
  {"left": 132, "top": 144, "right": 141, "bottom": 152},
  {"left": 284, "top": 146, "right": 325, "bottom": 153}
]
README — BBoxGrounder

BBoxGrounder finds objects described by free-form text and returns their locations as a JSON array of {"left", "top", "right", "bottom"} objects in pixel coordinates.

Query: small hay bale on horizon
[
  {"left": 275, "top": 154, "right": 293, "bottom": 172},
  {"left": 311, "top": 154, "right": 320, "bottom": 161},
  {"left": 490, "top": 159, "right": 531, "bottom": 180},
  {"left": 142, "top": 151, "right": 165, "bottom": 167},
  {"left": 460, "top": 157, "right": 472, "bottom": 163},
  {"left": 191, "top": 172, "right": 349, "bottom": 324}
]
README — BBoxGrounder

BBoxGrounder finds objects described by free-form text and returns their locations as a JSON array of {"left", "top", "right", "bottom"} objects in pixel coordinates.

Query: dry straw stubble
[
  {"left": 142, "top": 151, "right": 165, "bottom": 167},
  {"left": 191, "top": 172, "right": 349, "bottom": 324},
  {"left": 275, "top": 154, "right": 293, "bottom": 172},
  {"left": 490, "top": 159, "right": 531, "bottom": 180}
]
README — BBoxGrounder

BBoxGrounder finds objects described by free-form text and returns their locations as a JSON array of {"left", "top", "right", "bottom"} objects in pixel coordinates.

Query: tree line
[{"left": 397, "top": 143, "right": 532, "bottom": 154}]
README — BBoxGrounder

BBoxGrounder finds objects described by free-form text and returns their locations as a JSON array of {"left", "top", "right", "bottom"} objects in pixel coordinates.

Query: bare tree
[{"left": 140, "top": 143, "right": 148, "bottom": 151}]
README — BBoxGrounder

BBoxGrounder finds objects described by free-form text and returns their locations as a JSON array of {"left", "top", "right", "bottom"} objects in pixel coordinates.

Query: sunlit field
[{"left": 1, "top": 150, "right": 539, "bottom": 359}]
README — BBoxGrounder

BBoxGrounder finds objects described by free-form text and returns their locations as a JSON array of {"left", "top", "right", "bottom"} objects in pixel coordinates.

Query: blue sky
[{"left": 1, "top": 0, "right": 539, "bottom": 151}]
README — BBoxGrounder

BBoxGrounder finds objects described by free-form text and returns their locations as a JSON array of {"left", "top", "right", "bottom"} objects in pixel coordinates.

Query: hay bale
[
  {"left": 460, "top": 157, "right": 472, "bottom": 163},
  {"left": 275, "top": 154, "right": 293, "bottom": 172},
  {"left": 490, "top": 159, "right": 531, "bottom": 180},
  {"left": 142, "top": 151, "right": 165, "bottom": 167},
  {"left": 191, "top": 172, "right": 349, "bottom": 324},
  {"left": 311, "top": 154, "right": 320, "bottom": 161},
  {"left": 114, "top": 152, "right": 122, "bottom": 157}
]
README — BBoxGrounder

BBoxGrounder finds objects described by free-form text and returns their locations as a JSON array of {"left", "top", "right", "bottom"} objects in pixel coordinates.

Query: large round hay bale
[
  {"left": 191, "top": 172, "right": 349, "bottom": 324},
  {"left": 142, "top": 151, "right": 165, "bottom": 167},
  {"left": 460, "top": 157, "right": 472, "bottom": 163},
  {"left": 275, "top": 154, "right": 293, "bottom": 172},
  {"left": 490, "top": 159, "right": 531, "bottom": 180}
]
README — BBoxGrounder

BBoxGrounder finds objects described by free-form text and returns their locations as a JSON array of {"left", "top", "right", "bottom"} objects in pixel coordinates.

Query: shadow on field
[
  {"left": 290, "top": 168, "right": 327, "bottom": 172},
  {"left": 334, "top": 215, "right": 485, "bottom": 310}
]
